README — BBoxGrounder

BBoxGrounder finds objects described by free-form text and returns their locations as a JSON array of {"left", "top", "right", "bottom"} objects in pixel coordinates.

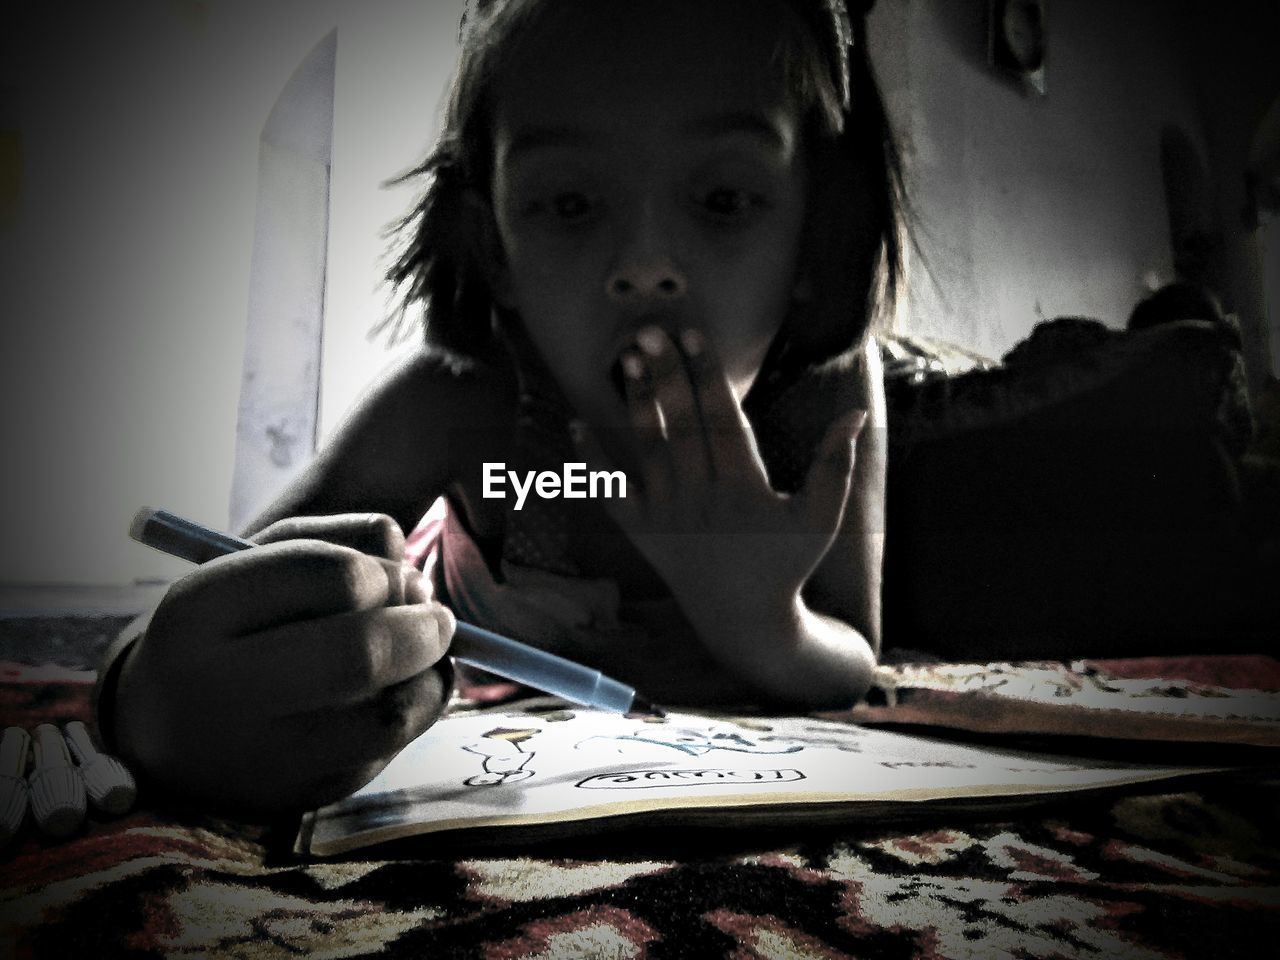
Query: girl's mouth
[
  {"left": 606, "top": 314, "right": 689, "bottom": 400},
  {"left": 609, "top": 356, "right": 628, "bottom": 401}
]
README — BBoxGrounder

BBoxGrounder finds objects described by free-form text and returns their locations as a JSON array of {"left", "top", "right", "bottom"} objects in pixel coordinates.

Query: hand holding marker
[{"left": 129, "top": 508, "right": 664, "bottom": 717}]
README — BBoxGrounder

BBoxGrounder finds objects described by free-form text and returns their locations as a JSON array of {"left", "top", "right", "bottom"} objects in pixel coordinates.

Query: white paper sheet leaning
[{"left": 298, "top": 704, "right": 1216, "bottom": 856}]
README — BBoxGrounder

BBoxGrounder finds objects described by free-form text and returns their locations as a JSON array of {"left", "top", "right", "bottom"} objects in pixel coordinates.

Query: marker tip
[{"left": 627, "top": 696, "right": 666, "bottom": 719}]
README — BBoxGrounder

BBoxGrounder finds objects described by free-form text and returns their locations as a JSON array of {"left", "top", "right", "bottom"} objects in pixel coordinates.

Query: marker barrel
[
  {"left": 131, "top": 507, "right": 252, "bottom": 563},
  {"left": 452, "top": 622, "right": 637, "bottom": 713}
]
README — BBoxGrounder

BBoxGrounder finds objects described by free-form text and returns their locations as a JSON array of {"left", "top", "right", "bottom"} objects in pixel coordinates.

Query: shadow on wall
[
  {"left": 1160, "top": 125, "right": 1225, "bottom": 305},
  {"left": 931, "top": 0, "right": 988, "bottom": 72}
]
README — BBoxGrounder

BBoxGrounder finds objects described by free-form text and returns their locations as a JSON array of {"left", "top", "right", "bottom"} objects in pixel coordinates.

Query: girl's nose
[{"left": 605, "top": 256, "right": 688, "bottom": 306}]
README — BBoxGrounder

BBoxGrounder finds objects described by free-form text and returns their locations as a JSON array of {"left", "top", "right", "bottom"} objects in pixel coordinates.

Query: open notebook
[
  {"left": 830, "top": 657, "right": 1280, "bottom": 746},
  {"left": 296, "top": 701, "right": 1224, "bottom": 857}
]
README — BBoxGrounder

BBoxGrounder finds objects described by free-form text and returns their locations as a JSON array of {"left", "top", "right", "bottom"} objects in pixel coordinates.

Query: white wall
[
  {"left": 319, "top": 0, "right": 464, "bottom": 441},
  {"left": 872, "top": 0, "right": 1205, "bottom": 360},
  {"left": 0, "top": 0, "right": 464, "bottom": 586}
]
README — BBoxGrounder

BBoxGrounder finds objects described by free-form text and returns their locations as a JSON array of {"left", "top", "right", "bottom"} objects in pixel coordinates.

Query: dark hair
[
  {"left": 1127, "top": 281, "right": 1224, "bottom": 331},
  {"left": 381, "top": 0, "right": 906, "bottom": 381}
]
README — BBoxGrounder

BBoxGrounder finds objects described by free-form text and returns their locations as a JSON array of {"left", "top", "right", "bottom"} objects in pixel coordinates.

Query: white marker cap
[
  {"left": 65, "top": 721, "right": 137, "bottom": 816},
  {"left": 28, "top": 723, "right": 86, "bottom": 839},
  {"left": 1, "top": 727, "right": 31, "bottom": 846}
]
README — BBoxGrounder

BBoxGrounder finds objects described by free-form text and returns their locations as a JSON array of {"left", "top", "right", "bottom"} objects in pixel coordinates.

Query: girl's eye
[
  {"left": 696, "top": 186, "right": 767, "bottom": 223},
  {"left": 552, "top": 192, "right": 594, "bottom": 221},
  {"left": 517, "top": 189, "right": 601, "bottom": 227}
]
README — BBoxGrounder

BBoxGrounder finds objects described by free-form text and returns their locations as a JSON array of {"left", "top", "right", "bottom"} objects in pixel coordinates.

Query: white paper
[{"left": 301, "top": 705, "right": 1214, "bottom": 855}]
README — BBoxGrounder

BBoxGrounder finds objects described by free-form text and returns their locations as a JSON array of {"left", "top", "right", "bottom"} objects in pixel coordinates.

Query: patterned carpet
[{"left": 3, "top": 642, "right": 1280, "bottom": 957}]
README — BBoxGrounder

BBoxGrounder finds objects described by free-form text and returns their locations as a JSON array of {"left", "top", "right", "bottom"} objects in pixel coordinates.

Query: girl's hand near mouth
[{"left": 573, "top": 325, "right": 871, "bottom": 707}]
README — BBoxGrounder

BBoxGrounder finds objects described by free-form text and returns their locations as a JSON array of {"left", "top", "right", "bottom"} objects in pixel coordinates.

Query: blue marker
[{"left": 129, "top": 507, "right": 664, "bottom": 717}]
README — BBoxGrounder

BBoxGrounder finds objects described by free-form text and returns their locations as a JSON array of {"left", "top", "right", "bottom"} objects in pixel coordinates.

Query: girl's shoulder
[{"left": 385, "top": 345, "right": 521, "bottom": 432}]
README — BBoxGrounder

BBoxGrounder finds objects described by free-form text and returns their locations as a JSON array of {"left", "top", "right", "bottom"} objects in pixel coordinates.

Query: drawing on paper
[
  {"left": 576, "top": 768, "right": 805, "bottom": 789},
  {"left": 463, "top": 726, "right": 540, "bottom": 786},
  {"left": 575, "top": 721, "right": 863, "bottom": 758},
  {"left": 302, "top": 707, "right": 1213, "bottom": 857}
]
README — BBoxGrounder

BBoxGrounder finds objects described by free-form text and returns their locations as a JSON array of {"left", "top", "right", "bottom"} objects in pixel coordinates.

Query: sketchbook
[
  {"left": 296, "top": 701, "right": 1220, "bottom": 856},
  {"left": 829, "top": 658, "right": 1280, "bottom": 747}
]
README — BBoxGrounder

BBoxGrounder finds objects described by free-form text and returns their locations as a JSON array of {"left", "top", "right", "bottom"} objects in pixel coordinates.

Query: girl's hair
[{"left": 381, "top": 0, "right": 906, "bottom": 381}]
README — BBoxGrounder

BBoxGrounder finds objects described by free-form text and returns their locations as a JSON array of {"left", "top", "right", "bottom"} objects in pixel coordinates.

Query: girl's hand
[
  {"left": 575, "top": 326, "right": 866, "bottom": 689},
  {"left": 114, "top": 514, "right": 454, "bottom": 815}
]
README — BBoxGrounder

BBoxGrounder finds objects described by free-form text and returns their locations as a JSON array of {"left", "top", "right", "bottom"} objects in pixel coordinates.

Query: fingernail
[
  {"left": 622, "top": 353, "right": 645, "bottom": 380},
  {"left": 679, "top": 328, "right": 704, "bottom": 357},
  {"left": 849, "top": 410, "right": 868, "bottom": 437},
  {"left": 402, "top": 565, "right": 428, "bottom": 603},
  {"left": 636, "top": 326, "right": 665, "bottom": 357},
  {"left": 438, "top": 603, "right": 457, "bottom": 639}
]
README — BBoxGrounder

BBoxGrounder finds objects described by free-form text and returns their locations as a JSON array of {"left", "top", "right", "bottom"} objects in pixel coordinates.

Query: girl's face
[{"left": 486, "top": 0, "right": 810, "bottom": 437}]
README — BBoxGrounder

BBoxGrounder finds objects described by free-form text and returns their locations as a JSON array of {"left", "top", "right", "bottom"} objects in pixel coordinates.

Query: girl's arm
[
  {"left": 244, "top": 347, "right": 514, "bottom": 536},
  {"left": 777, "top": 336, "right": 886, "bottom": 705},
  {"left": 577, "top": 330, "right": 883, "bottom": 710},
  {"left": 675, "top": 338, "right": 883, "bottom": 709},
  {"left": 100, "top": 348, "right": 512, "bottom": 813},
  {"left": 801, "top": 336, "right": 886, "bottom": 657}
]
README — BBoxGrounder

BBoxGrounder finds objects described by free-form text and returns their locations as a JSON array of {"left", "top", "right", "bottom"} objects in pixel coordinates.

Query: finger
[
  {"left": 275, "top": 666, "right": 451, "bottom": 771},
  {"left": 636, "top": 326, "right": 709, "bottom": 486},
  {"left": 793, "top": 410, "right": 866, "bottom": 534},
  {"left": 226, "top": 603, "right": 454, "bottom": 713},
  {"left": 152, "top": 540, "right": 413, "bottom": 638},
  {"left": 403, "top": 564, "right": 431, "bottom": 605},
  {"left": 192, "top": 667, "right": 451, "bottom": 812},
  {"left": 619, "top": 347, "right": 674, "bottom": 504},
  {"left": 569, "top": 419, "right": 644, "bottom": 526},
  {"left": 677, "top": 328, "right": 762, "bottom": 481},
  {"left": 252, "top": 513, "right": 406, "bottom": 561}
]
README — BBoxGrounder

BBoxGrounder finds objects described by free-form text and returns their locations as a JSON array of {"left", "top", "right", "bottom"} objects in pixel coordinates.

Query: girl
[{"left": 97, "top": 0, "right": 904, "bottom": 813}]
